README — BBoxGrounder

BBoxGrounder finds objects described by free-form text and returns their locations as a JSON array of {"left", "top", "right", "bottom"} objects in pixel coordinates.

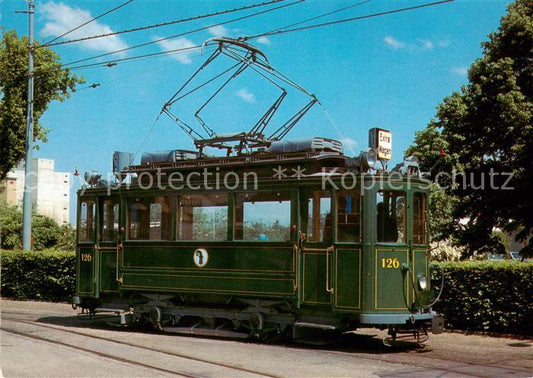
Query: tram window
[
  {"left": 102, "top": 199, "right": 119, "bottom": 242},
  {"left": 336, "top": 190, "right": 361, "bottom": 242},
  {"left": 79, "top": 199, "right": 95, "bottom": 242},
  {"left": 307, "top": 191, "right": 331, "bottom": 242},
  {"left": 377, "top": 191, "right": 406, "bottom": 243},
  {"left": 235, "top": 192, "right": 291, "bottom": 242},
  {"left": 413, "top": 193, "right": 427, "bottom": 244},
  {"left": 178, "top": 194, "right": 228, "bottom": 241},
  {"left": 128, "top": 196, "right": 171, "bottom": 240}
]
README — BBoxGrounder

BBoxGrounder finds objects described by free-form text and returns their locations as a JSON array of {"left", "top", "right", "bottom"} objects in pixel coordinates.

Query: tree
[
  {"left": 407, "top": 0, "right": 533, "bottom": 258},
  {"left": 0, "top": 30, "right": 83, "bottom": 180},
  {"left": 0, "top": 200, "right": 75, "bottom": 251}
]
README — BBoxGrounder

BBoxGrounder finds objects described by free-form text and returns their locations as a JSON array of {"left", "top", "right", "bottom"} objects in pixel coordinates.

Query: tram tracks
[
  {"left": 1, "top": 315, "right": 279, "bottom": 377},
  {"left": 2, "top": 311, "right": 531, "bottom": 377}
]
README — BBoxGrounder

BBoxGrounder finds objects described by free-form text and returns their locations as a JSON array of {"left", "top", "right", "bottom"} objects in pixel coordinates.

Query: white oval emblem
[{"left": 193, "top": 248, "right": 208, "bottom": 268}]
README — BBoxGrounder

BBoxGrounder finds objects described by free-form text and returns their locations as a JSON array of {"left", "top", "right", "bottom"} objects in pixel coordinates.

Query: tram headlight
[
  {"left": 358, "top": 148, "right": 377, "bottom": 172},
  {"left": 418, "top": 274, "right": 428, "bottom": 290}
]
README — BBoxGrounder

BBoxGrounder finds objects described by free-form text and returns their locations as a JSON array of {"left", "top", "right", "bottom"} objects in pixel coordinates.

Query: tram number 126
[{"left": 381, "top": 257, "right": 400, "bottom": 269}]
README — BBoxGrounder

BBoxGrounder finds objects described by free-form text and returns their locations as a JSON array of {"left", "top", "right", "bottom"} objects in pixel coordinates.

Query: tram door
[
  {"left": 301, "top": 191, "right": 333, "bottom": 305},
  {"left": 96, "top": 197, "right": 121, "bottom": 294},
  {"left": 374, "top": 190, "right": 410, "bottom": 310}
]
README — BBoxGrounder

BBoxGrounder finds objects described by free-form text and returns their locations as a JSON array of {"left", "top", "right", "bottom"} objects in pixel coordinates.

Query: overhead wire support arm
[
  {"left": 269, "top": 97, "right": 318, "bottom": 141},
  {"left": 161, "top": 108, "right": 205, "bottom": 142},
  {"left": 194, "top": 61, "right": 250, "bottom": 138}
]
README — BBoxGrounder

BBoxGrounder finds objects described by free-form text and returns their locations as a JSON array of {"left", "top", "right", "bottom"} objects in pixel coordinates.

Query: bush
[
  {"left": 1, "top": 249, "right": 75, "bottom": 301},
  {"left": 0, "top": 201, "right": 76, "bottom": 251},
  {"left": 432, "top": 261, "right": 533, "bottom": 335}
]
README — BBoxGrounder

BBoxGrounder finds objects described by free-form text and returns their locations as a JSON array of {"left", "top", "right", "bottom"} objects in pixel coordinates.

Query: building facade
[{"left": 1, "top": 159, "right": 70, "bottom": 225}]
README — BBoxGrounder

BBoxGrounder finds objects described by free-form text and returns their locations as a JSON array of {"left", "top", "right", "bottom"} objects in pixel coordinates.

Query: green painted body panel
[
  {"left": 99, "top": 249, "right": 119, "bottom": 293},
  {"left": 77, "top": 245, "right": 95, "bottom": 296},
  {"left": 121, "top": 272, "right": 295, "bottom": 296},
  {"left": 302, "top": 251, "right": 330, "bottom": 305},
  {"left": 122, "top": 243, "right": 294, "bottom": 273},
  {"left": 375, "top": 248, "right": 409, "bottom": 310},
  {"left": 334, "top": 248, "right": 361, "bottom": 309}
]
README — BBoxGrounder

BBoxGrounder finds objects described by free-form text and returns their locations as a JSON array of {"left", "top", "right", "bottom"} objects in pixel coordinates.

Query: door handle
[{"left": 325, "top": 246, "right": 334, "bottom": 294}]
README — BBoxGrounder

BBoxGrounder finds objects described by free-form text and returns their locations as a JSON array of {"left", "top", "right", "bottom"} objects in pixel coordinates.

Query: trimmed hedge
[
  {"left": 432, "top": 261, "right": 533, "bottom": 336},
  {"left": 1, "top": 249, "right": 75, "bottom": 302}
]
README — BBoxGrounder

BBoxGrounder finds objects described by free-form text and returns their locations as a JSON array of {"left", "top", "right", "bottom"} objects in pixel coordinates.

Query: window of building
[
  {"left": 235, "top": 192, "right": 291, "bottom": 242},
  {"left": 79, "top": 199, "right": 95, "bottom": 242},
  {"left": 128, "top": 196, "right": 171, "bottom": 240},
  {"left": 413, "top": 192, "right": 427, "bottom": 245},
  {"left": 102, "top": 199, "right": 120, "bottom": 242},
  {"left": 377, "top": 191, "right": 406, "bottom": 243},
  {"left": 336, "top": 190, "right": 361, "bottom": 242},
  {"left": 307, "top": 191, "right": 331, "bottom": 242},
  {"left": 177, "top": 194, "right": 228, "bottom": 241}
]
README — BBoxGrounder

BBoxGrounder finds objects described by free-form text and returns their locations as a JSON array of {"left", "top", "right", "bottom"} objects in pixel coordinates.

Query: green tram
[{"left": 73, "top": 135, "right": 444, "bottom": 343}]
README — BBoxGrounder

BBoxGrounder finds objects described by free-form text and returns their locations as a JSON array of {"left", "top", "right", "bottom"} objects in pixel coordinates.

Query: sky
[{"left": 2, "top": 0, "right": 513, "bottom": 224}]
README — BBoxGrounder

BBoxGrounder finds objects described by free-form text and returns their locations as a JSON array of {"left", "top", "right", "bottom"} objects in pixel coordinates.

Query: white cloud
[
  {"left": 208, "top": 25, "right": 229, "bottom": 38},
  {"left": 40, "top": 1, "right": 127, "bottom": 54},
  {"left": 451, "top": 67, "right": 468, "bottom": 76},
  {"left": 154, "top": 36, "right": 197, "bottom": 64},
  {"left": 256, "top": 36, "right": 271, "bottom": 46},
  {"left": 438, "top": 39, "right": 451, "bottom": 47},
  {"left": 384, "top": 36, "right": 406, "bottom": 49},
  {"left": 418, "top": 39, "right": 434, "bottom": 49},
  {"left": 235, "top": 88, "right": 256, "bottom": 103}
]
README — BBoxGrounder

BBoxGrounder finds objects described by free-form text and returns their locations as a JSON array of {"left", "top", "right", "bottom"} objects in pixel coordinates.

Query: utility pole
[{"left": 22, "top": 0, "right": 35, "bottom": 252}]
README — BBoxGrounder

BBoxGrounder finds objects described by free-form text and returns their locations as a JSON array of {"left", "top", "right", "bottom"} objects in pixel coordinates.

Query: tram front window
[
  {"left": 413, "top": 192, "right": 427, "bottom": 244},
  {"left": 178, "top": 194, "right": 228, "bottom": 241},
  {"left": 79, "top": 199, "right": 95, "bottom": 242},
  {"left": 235, "top": 192, "right": 291, "bottom": 241},
  {"left": 377, "top": 191, "right": 406, "bottom": 243}
]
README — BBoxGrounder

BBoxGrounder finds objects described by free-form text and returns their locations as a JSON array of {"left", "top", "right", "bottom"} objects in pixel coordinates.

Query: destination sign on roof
[{"left": 369, "top": 128, "right": 392, "bottom": 160}]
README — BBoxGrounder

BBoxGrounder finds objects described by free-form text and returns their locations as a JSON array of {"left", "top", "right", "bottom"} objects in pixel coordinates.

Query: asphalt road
[{"left": 1, "top": 300, "right": 531, "bottom": 377}]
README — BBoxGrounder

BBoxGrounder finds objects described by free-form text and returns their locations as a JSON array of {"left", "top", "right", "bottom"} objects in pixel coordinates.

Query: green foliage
[
  {"left": 407, "top": 0, "right": 533, "bottom": 258},
  {"left": 432, "top": 261, "right": 533, "bottom": 335},
  {"left": 491, "top": 230, "right": 510, "bottom": 253},
  {"left": 1, "top": 249, "right": 75, "bottom": 301},
  {"left": 0, "top": 30, "right": 83, "bottom": 180},
  {"left": 0, "top": 201, "right": 75, "bottom": 250}
]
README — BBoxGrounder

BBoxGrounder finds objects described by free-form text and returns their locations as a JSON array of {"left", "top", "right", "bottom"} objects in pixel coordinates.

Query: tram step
[
  {"left": 293, "top": 322, "right": 337, "bottom": 330},
  {"left": 163, "top": 326, "right": 249, "bottom": 339}
]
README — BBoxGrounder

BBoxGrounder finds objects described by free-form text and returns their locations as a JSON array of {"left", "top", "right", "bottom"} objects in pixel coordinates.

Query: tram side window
[
  {"left": 307, "top": 191, "right": 331, "bottom": 242},
  {"left": 235, "top": 192, "right": 291, "bottom": 242},
  {"left": 377, "top": 191, "right": 406, "bottom": 243},
  {"left": 413, "top": 193, "right": 427, "bottom": 244},
  {"left": 178, "top": 194, "right": 228, "bottom": 241},
  {"left": 128, "top": 197, "right": 171, "bottom": 240},
  {"left": 336, "top": 190, "right": 361, "bottom": 242},
  {"left": 102, "top": 199, "right": 119, "bottom": 242},
  {"left": 79, "top": 199, "right": 95, "bottom": 242}
]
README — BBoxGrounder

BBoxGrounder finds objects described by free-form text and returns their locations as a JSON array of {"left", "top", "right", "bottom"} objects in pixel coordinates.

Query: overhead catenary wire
[
  {"left": 264, "top": 0, "right": 371, "bottom": 35},
  {"left": 44, "top": 0, "right": 285, "bottom": 48},
  {"left": 64, "top": 48, "right": 215, "bottom": 93},
  {"left": 41, "top": 0, "right": 134, "bottom": 47},
  {"left": 61, "top": 0, "right": 303, "bottom": 68},
  {"left": 242, "top": 0, "right": 454, "bottom": 41},
  {"left": 60, "top": 0, "right": 453, "bottom": 73}
]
